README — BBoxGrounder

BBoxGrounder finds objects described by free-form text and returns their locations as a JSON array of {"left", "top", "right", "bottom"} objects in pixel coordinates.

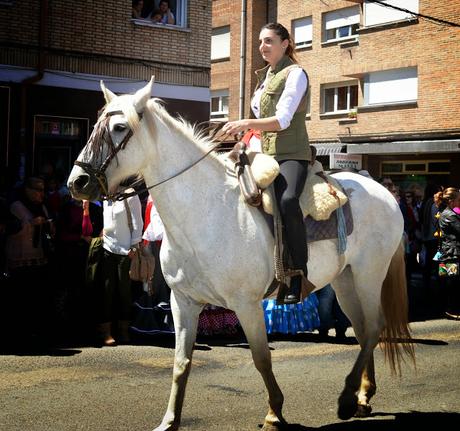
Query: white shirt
[
  {"left": 250, "top": 66, "right": 308, "bottom": 130},
  {"left": 103, "top": 194, "right": 143, "bottom": 255}
]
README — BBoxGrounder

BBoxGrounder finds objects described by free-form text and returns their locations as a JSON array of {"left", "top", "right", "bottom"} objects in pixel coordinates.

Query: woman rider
[{"left": 222, "top": 22, "right": 315, "bottom": 304}]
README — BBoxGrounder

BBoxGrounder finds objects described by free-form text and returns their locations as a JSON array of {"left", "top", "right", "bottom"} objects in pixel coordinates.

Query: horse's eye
[{"left": 114, "top": 124, "right": 127, "bottom": 132}]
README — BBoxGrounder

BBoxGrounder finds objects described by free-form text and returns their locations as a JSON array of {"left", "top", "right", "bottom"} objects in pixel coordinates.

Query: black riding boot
[{"left": 284, "top": 272, "right": 304, "bottom": 304}]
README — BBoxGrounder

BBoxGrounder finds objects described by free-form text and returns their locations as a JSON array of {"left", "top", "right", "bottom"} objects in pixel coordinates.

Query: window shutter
[
  {"left": 325, "top": 6, "right": 360, "bottom": 30},
  {"left": 367, "top": 67, "right": 418, "bottom": 105},
  {"left": 211, "top": 27, "right": 230, "bottom": 60},
  {"left": 294, "top": 17, "right": 312, "bottom": 45},
  {"left": 364, "top": 0, "right": 419, "bottom": 27}
]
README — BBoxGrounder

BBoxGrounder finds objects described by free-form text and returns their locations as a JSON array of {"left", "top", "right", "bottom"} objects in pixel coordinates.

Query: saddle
[{"left": 226, "top": 143, "right": 348, "bottom": 221}]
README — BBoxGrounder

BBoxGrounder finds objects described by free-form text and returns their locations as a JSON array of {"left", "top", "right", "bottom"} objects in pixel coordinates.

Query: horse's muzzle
[{"left": 68, "top": 173, "right": 100, "bottom": 201}]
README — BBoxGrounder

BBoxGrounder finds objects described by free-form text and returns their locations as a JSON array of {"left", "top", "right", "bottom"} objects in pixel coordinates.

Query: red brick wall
[
  {"left": 0, "top": 0, "right": 211, "bottom": 85},
  {"left": 211, "top": 0, "right": 460, "bottom": 141},
  {"left": 211, "top": 0, "right": 267, "bottom": 119}
]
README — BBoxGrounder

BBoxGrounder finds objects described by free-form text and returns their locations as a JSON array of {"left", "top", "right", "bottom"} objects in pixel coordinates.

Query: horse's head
[{"left": 67, "top": 77, "right": 154, "bottom": 201}]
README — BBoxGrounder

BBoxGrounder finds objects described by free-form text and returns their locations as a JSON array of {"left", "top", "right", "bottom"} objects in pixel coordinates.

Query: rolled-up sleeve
[{"left": 275, "top": 68, "right": 308, "bottom": 130}]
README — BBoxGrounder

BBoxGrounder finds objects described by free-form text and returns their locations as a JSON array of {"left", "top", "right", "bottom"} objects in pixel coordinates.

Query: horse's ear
[
  {"left": 134, "top": 76, "right": 154, "bottom": 114},
  {"left": 100, "top": 80, "right": 116, "bottom": 104}
]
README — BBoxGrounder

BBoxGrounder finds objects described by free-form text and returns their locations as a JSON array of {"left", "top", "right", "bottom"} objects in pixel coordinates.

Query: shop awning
[
  {"left": 346, "top": 139, "right": 460, "bottom": 154},
  {"left": 310, "top": 142, "right": 345, "bottom": 156}
]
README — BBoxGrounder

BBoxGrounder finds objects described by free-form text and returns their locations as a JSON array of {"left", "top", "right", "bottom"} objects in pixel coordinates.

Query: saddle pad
[
  {"left": 300, "top": 161, "right": 348, "bottom": 221},
  {"left": 305, "top": 199, "right": 353, "bottom": 243}
]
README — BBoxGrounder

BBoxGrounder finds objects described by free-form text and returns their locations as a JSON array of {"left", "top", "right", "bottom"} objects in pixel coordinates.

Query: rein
[{"left": 75, "top": 111, "right": 228, "bottom": 201}]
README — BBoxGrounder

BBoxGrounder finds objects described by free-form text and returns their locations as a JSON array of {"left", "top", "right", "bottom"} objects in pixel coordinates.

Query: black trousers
[{"left": 273, "top": 159, "right": 309, "bottom": 273}]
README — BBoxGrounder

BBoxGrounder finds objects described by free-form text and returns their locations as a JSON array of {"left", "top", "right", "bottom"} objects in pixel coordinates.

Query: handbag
[
  {"left": 129, "top": 244, "right": 155, "bottom": 282},
  {"left": 438, "top": 261, "right": 459, "bottom": 278},
  {"left": 124, "top": 200, "right": 155, "bottom": 282}
]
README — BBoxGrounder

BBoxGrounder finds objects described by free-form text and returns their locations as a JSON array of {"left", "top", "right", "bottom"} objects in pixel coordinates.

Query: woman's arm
[
  {"left": 222, "top": 116, "right": 281, "bottom": 136},
  {"left": 222, "top": 67, "right": 308, "bottom": 136}
]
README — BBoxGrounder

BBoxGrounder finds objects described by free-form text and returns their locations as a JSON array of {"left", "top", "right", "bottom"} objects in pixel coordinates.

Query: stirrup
[{"left": 276, "top": 271, "right": 317, "bottom": 305}]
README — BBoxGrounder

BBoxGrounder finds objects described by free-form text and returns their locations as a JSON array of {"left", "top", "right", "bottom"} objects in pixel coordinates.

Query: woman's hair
[
  {"left": 261, "top": 22, "right": 298, "bottom": 63},
  {"left": 434, "top": 187, "right": 459, "bottom": 209}
]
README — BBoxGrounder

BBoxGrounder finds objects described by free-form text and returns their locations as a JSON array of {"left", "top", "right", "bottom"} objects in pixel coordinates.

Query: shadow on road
[{"left": 270, "top": 411, "right": 460, "bottom": 430}]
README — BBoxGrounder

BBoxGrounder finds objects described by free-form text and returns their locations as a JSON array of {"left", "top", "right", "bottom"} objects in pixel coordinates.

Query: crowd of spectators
[{"left": 0, "top": 169, "right": 458, "bottom": 349}]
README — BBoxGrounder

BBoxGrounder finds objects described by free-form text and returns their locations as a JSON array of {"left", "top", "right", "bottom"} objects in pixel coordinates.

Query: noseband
[{"left": 74, "top": 111, "right": 228, "bottom": 201}]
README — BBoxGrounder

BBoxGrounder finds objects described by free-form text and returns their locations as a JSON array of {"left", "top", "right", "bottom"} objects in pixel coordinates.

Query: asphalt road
[{"left": 1, "top": 319, "right": 459, "bottom": 431}]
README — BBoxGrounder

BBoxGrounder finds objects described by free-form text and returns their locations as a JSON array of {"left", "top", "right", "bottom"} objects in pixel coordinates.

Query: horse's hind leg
[
  {"left": 331, "top": 266, "right": 383, "bottom": 420},
  {"left": 154, "top": 290, "right": 202, "bottom": 431},
  {"left": 235, "top": 303, "right": 286, "bottom": 431},
  {"left": 355, "top": 353, "right": 376, "bottom": 417}
]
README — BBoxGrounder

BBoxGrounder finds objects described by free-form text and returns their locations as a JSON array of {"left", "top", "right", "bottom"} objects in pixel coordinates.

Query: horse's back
[{"left": 331, "top": 171, "right": 404, "bottom": 259}]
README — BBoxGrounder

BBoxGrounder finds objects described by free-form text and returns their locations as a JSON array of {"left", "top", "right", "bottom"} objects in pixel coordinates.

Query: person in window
[
  {"left": 222, "top": 22, "right": 314, "bottom": 304},
  {"left": 132, "top": 0, "right": 144, "bottom": 19},
  {"left": 158, "top": 0, "right": 175, "bottom": 24},
  {"left": 150, "top": 9, "right": 163, "bottom": 23}
]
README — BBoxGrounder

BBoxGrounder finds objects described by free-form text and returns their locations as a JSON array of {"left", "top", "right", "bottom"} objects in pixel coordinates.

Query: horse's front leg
[
  {"left": 154, "top": 290, "right": 202, "bottom": 431},
  {"left": 236, "top": 303, "right": 286, "bottom": 431}
]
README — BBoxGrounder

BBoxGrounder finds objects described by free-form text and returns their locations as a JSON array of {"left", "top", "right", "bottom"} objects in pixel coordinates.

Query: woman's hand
[{"left": 222, "top": 119, "right": 251, "bottom": 137}]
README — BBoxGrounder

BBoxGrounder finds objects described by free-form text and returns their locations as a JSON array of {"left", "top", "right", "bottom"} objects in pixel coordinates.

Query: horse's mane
[
  {"left": 144, "top": 98, "right": 218, "bottom": 155},
  {"left": 86, "top": 94, "right": 223, "bottom": 168}
]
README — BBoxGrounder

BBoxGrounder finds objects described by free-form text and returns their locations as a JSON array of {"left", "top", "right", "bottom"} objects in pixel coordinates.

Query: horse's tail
[{"left": 380, "top": 239, "right": 416, "bottom": 375}]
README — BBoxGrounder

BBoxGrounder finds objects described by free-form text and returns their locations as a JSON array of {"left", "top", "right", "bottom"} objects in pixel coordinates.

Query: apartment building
[
  {"left": 0, "top": 0, "right": 212, "bottom": 187},
  {"left": 211, "top": 0, "right": 460, "bottom": 186}
]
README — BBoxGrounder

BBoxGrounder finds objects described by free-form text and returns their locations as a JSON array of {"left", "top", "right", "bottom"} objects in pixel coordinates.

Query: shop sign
[{"left": 330, "top": 153, "right": 362, "bottom": 170}]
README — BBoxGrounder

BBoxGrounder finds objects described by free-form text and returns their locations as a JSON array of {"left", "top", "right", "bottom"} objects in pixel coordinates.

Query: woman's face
[{"left": 259, "top": 29, "right": 288, "bottom": 67}]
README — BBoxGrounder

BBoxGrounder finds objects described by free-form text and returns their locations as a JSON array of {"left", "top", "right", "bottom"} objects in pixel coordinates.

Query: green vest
[{"left": 255, "top": 56, "right": 311, "bottom": 161}]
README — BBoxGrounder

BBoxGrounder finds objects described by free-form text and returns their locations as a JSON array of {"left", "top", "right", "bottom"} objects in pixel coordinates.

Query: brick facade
[
  {"left": 0, "top": 0, "right": 212, "bottom": 183},
  {"left": 211, "top": 0, "right": 460, "bottom": 182},
  {"left": 0, "top": 0, "right": 211, "bottom": 85}
]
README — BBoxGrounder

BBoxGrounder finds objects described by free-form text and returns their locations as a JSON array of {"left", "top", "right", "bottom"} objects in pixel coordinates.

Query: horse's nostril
[{"left": 73, "top": 174, "right": 90, "bottom": 191}]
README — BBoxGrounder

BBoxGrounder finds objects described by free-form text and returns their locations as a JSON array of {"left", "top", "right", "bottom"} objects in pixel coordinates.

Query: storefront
[
  {"left": 346, "top": 139, "right": 460, "bottom": 189},
  {"left": 0, "top": 69, "right": 210, "bottom": 189}
]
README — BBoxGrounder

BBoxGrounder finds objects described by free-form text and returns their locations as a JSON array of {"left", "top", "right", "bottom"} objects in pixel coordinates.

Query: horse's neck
[{"left": 142, "top": 123, "right": 233, "bottom": 240}]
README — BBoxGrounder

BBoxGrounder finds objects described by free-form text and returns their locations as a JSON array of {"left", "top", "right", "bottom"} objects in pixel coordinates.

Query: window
[
  {"left": 382, "top": 160, "right": 450, "bottom": 175},
  {"left": 324, "top": 6, "right": 360, "bottom": 42},
  {"left": 210, "top": 90, "right": 229, "bottom": 120},
  {"left": 364, "top": 0, "right": 418, "bottom": 27},
  {"left": 132, "top": 0, "right": 187, "bottom": 28},
  {"left": 33, "top": 115, "right": 89, "bottom": 179},
  {"left": 322, "top": 83, "right": 358, "bottom": 114},
  {"left": 293, "top": 17, "right": 312, "bottom": 48},
  {"left": 211, "top": 26, "right": 230, "bottom": 61},
  {"left": 364, "top": 67, "right": 417, "bottom": 106}
]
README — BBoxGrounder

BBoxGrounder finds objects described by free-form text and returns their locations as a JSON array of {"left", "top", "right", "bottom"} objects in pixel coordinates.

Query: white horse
[{"left": 68, "top": 79, "right": 414, "bottom": 431}]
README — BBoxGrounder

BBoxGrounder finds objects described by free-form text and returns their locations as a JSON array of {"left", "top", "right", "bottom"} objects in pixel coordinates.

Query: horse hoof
[
  {"left": 337, "top": 394, "right": 358, "bottom": 420},
  {"left": 355, "top": 404, "right": 372, "bottom": 417},
  {"left": 261, "top": 422, "right": 286, "bottom": 431},
  {"left": 152, "top": 424, "right": 179, "bottom": 431}
]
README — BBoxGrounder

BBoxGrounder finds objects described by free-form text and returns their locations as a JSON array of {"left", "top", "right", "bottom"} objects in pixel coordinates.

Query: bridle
[
  {"left": 74, "top": 110, "right": 136, "bottom": 199},
  {"left": 74, "top": 109, "right": 227, "bottom": 201}
]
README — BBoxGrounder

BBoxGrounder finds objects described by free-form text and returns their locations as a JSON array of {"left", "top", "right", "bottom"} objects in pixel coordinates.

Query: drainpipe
[
  {"left": 19, "top": 0, "right": 48, "bottom": 179},
  {"left": 238, "top": 0, "right": 247, "bottom": 120}
]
